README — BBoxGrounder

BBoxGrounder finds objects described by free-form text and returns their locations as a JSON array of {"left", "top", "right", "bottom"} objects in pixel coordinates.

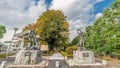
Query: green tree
[
  {"left": 71, "top": 36, "right": 80, "bottom": 46},
  {"left": 85, "top": 0, "right": 120, "bottom": 57},
  {"left": 0, "top": 25, "right": 6, "bottom": 39},
  {"left": 36, "top": 10, "right": 69, "bottom": 50}
]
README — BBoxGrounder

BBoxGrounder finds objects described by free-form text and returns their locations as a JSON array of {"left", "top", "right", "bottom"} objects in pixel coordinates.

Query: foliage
[
  {"left": 23, "top": 10, "right": 69, "bottom": 50},
  {"left": 23, "top": 23, "right": 36, "bottom": 31},
  {"left": 85, "top": 0, "right": 120, "bottom": 58},
  {"left": 65, "top": 45, "right": 79, "bottom": 54},
  {"left": 0, "top": 25, "right": 6, "bottom": 39},
  {"left": 0, "top": 54, "right": 6, "bottom": 58},
  {"left": 36, "top": 10, "right": 69, "bottom": 50},
  {"left": 42, "top": 51, "right": 54, "bottom": 56},
  {"left": 71, "top": 36, "right": 80, "bottom": 46},
  {"left": 60, "top": 50, "right": 73, "bottom": 57},
  {"left": 0, "top": 54, "right": 14, "bottom": 58}
]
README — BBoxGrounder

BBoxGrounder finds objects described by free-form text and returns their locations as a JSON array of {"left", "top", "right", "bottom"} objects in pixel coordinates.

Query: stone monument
[
  {"left": 14, "top": 30, "right": 42, "bottom": 65},
  {"left": 73, "top": 29, "right": 95, "bottom": 64},
  {"left": 66, "top": 29, "right": 107, "bottom": 68}
]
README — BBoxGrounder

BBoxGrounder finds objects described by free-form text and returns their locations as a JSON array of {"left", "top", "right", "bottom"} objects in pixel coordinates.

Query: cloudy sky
[{"left": 0, "top": 0, "right": 114, "bottom": 41}]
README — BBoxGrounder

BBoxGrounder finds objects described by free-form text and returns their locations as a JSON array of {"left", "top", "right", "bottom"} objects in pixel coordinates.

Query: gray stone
[
  {"left": 73, "top": 51, "right": 95, "bottom": 64},
  {"left": 14, "top": 50, "right": 42, "bottom": 65}
]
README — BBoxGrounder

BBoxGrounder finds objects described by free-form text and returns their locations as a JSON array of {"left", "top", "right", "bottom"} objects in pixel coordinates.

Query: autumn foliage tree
[
  {"left": 36, "top": 10, "right": 69, "bottom": 50},
  {"left": 23, "top": 23, "right": 36, "bottom": 31},
  {"left": 23, "top": 10, "right": 69, "bottom": 50}
]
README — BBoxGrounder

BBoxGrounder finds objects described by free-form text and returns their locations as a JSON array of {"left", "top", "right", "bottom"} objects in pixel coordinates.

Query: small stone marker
[{"left": 55, "top": 61, "right": 59, "bottom": 68}]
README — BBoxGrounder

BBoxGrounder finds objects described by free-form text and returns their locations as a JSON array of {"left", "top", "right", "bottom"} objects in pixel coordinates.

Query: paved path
[
  {"left": 59, "top": 60, "right": 69, "bottom": 68},
  {"left": 47, "top": 60, "right": 69, "bottom": 68},
  {"left": 49, "top": 52, "right": 64, "bottom": 60},
  {"left": 47, "top": 52, "right": 69, "bottom": 68},
  {"left": 47, "top": 60, "right": 55, "bottom": 68}
]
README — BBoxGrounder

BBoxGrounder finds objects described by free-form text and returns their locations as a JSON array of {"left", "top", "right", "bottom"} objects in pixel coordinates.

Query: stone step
[
  {"left": 6, "top": 65, "right": 43, "bottom": 68},
  {"left": 6, "top": 60, "right": 47, "bottom": 68}
]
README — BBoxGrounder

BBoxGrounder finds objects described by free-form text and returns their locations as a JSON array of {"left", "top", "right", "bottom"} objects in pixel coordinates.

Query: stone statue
[
  {"left": 77, "top": 29, "right": 85, "bottom": 51},
  {"left": 14, "top": 30, "right": 42, "bottom": 65},
  {"left": 26, "top": 30, "right": 40, "bottom": 50},
  {"left": 72, "top": 29, "right": 95, "bottom": 65}
]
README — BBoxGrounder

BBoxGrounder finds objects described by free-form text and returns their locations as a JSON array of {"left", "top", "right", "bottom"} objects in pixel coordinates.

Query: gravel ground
[
  {"left": 107, "top": 61, "right": 120, "bottom": 68},
  {"left": 47, "top": 60, "right": 69, "bottom": 68},
  {"left": 0, "top": 58, "right": 120, "bottom": 68}
]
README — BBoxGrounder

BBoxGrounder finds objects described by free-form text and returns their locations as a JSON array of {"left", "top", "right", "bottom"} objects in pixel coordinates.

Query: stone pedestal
[
  {"left": 73, "top": 50, "right": 95, "bottom": 64},
  {"left": 14, "top": 50, "right": 42, "bottom": 65}
]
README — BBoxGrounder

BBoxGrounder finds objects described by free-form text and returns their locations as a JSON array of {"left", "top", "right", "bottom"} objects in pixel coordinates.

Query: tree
[
  {"left": 71, "top": 36, "right": 80, "bottom": 46},
  {"left": 23, "top": 23, "right": 36, "bottom": 31},
  {"left": 85, "top": 0, "right": 120, "bottom": 58},
  {"left": 37, "top": 10, "right": 69, "bottom": 50},
  {"left": 24, "top": 10, "right": 69, "bottom": 50},
  {"left": 0, "top": 25, "right": 6, "bottom": 39}
]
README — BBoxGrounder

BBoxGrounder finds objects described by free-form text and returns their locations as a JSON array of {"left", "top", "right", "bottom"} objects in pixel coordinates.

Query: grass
[
  {"left": 0, "top": 54, "right": 15, "bottom": 58},
  {"left": 0, "top": 54, "right": 6, "bottom": 58}
]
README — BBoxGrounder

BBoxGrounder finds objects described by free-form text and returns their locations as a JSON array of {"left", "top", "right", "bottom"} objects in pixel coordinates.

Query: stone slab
[{"left": 6, "top": 60, "right": 47, "bottom": 68}]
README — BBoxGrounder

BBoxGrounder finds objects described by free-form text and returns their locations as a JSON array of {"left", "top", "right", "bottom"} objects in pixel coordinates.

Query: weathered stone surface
[
  {"left": 73, "top": 65, "right": 106, "bottom": 68},
  {"left": 73, "top": 51, "right": 95, "bottom": 64},
  {"left": 7, "top": 60, "right": 47, "bottom": 68},
  {"left": 14, "top": 50, "right": 42, "bottom": 65}
]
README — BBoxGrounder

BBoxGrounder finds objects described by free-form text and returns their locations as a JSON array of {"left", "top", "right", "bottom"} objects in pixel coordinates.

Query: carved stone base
[
  {"left": 73, "top": 51, "right": 95, "bottom": 64},
  {"left": 14, "top": 50, "right": 42, "bottom": 65}
]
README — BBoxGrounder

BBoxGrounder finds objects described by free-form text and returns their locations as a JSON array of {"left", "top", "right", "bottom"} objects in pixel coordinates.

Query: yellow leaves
[
  {"left": 22, "top": 23, "right": 36, "bottom": 31},
  {"left": 22, "top": 10, "right": 69, "bottom": 49},
  {"left": 63, "top": 22, "right": 69, "bottom": 29}
]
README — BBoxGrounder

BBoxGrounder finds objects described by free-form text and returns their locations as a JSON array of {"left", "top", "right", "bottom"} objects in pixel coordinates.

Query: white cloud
[
  {"left": 0, "top": 0, "right": 46, "bottom": 41},
  {"left": 0, "top": 0, "right": 106, "bottom": 42},
  {"left": 97, "top": 0, "right": 104, "bottom": 2},
  {"left": 95, "top": 13, "right": 103, "bottom": 19},
  {"left": 50, "top": 0, "right": 101, "bottom": 40}
]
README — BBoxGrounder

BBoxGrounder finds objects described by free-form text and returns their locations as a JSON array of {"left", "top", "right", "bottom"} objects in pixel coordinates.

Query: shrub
[
  {"left": 66, "top": 45, "right": 79, "bottom": 54},
  {"left": 0, "top": 54, "right": 6, "bottom": 58}
]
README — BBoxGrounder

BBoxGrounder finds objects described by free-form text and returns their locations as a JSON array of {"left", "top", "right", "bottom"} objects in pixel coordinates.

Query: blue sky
[
  {"left": 0, "top": 0, "right": 114, "bottom": 41},
  {"left": 94, "top": 0, "right": 114, "bottom": 14}
]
